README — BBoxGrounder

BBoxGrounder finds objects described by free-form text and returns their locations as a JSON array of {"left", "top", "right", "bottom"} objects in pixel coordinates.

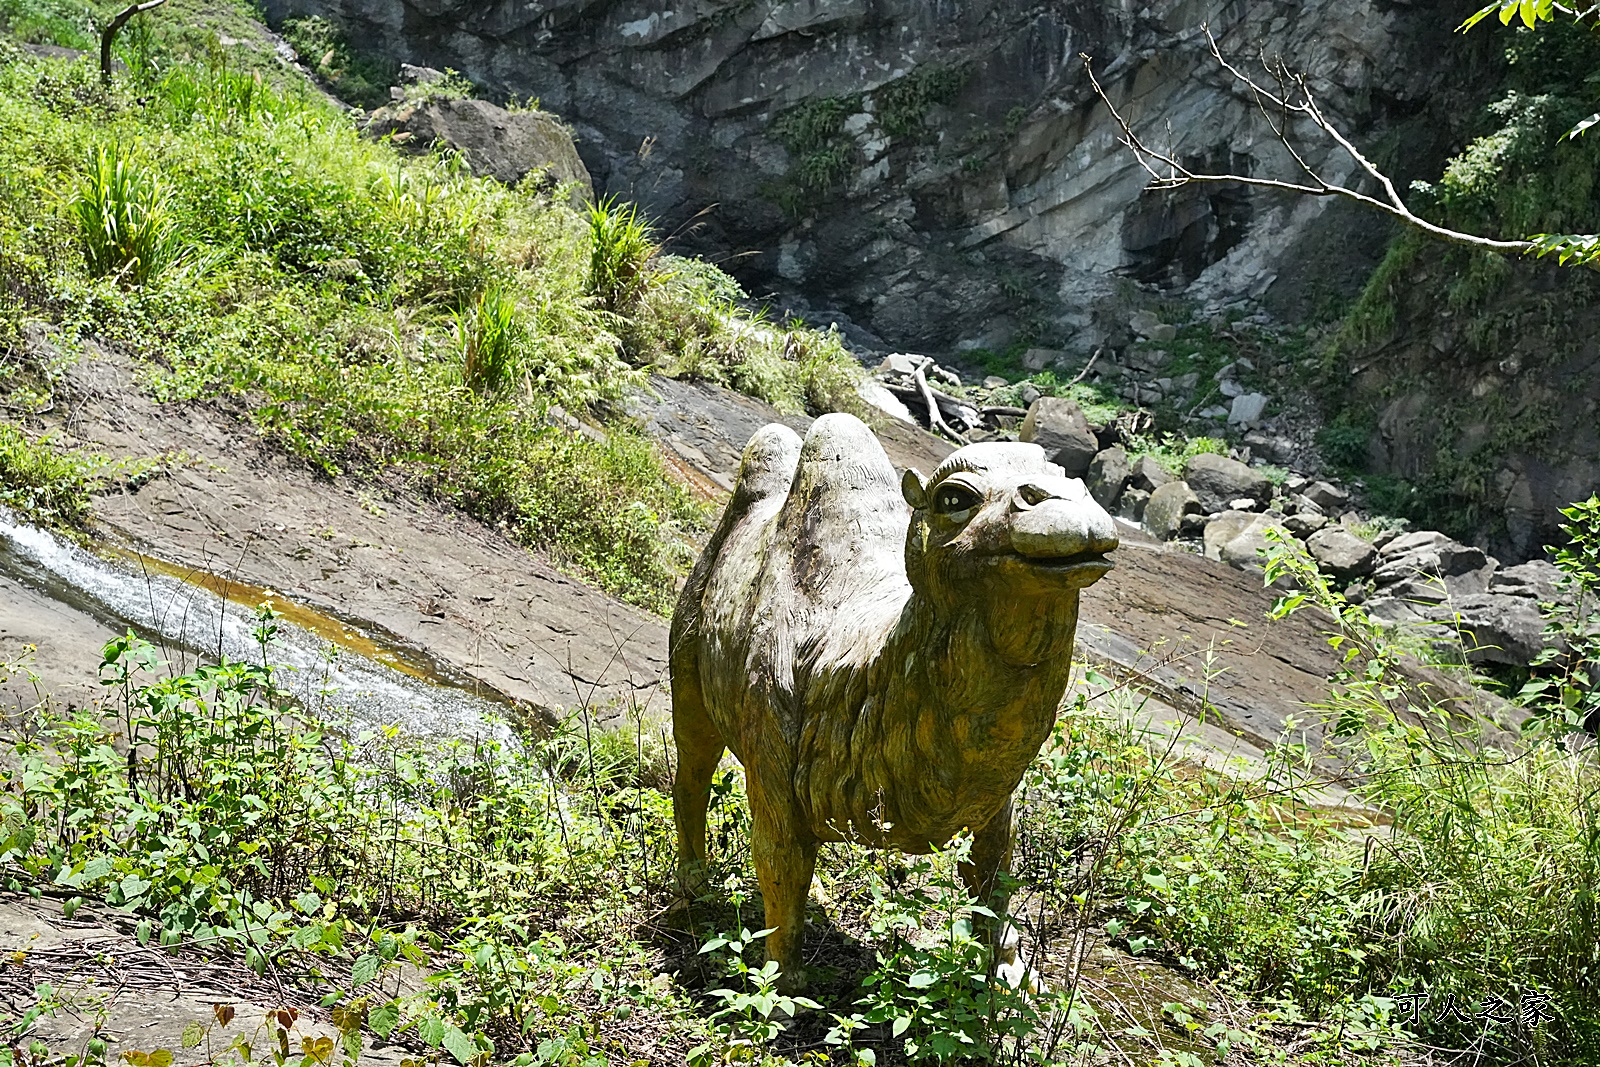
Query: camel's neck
[
  {"left": 792, "top": 584, "right": 1084, "bottom": 848},
  {"left": 888, "top": 590, "right": 1081, "bottom": 744}
]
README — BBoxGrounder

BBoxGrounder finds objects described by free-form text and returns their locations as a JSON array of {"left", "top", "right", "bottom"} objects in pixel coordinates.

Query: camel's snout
[{"left": 1008, "top": 479, "right": 1119, "bottom": 563}]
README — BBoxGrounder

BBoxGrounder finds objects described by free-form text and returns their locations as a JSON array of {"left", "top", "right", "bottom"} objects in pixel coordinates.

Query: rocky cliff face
[{"left": 262, "top": 0, "right": 1466, "bottom": 353}]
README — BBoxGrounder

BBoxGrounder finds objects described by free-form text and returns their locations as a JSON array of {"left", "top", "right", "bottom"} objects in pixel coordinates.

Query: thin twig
[{"left": 1080, "top": 28, "right": 1544, "bottom": 258}]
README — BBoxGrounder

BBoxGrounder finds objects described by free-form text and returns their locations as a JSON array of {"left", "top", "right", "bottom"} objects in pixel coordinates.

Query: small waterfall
[{"left": 0, "top": 509, "right": 511, "bottom": 742}]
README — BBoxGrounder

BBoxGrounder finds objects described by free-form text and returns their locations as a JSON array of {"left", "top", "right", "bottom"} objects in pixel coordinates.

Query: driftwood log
[{"left": 669, "top": 414, "right": 1118, "bottom": 988}]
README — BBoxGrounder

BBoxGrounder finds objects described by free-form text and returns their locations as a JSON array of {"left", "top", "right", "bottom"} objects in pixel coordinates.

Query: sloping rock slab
[
  {"left": 628, "top": 374, "right": 956, "bottom": 496},
  {"left": 57, "top": 352, "right": 667, "bottom": 728}
]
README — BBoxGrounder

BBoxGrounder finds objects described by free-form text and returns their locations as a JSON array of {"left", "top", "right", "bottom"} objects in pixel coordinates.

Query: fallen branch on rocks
[
  {"left": 1066, "top": 347, "right": 1103, "bottom": 388},
  {"left": 911, "top": 357, "right": 968, "bottom": 445}
]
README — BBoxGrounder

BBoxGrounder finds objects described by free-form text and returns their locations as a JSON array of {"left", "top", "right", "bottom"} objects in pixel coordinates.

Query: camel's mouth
[{"left": 996, "top": 551, "right": 1115, "bottom": 582}]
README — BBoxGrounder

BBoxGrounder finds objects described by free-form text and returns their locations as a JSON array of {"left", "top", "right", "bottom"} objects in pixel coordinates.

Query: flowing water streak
[{"left": 0, "top": 509, "right": 511, "bottom": 742}]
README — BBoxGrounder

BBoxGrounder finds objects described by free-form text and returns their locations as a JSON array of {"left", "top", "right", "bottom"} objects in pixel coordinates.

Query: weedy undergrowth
[{"left": 458, "top": 282, "right": 523, "bottom": 394}]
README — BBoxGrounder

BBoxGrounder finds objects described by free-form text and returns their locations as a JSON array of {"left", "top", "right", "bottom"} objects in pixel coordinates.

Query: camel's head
[{"left": 902, "top": 443, "right": 1118, "bottom": 663}]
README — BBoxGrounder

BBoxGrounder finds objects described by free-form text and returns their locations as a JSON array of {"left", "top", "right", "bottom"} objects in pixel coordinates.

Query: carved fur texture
[{"left": 669, "top": 414, "right": 1118, "bottom": 987}]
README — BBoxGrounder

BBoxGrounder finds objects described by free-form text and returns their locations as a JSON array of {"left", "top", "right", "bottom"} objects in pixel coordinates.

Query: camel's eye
[{"left": 933, "top": 483, "right": 982, "bottom": 518}]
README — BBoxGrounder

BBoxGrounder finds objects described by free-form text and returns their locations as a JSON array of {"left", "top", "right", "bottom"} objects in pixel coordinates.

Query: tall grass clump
[
  {"left": 0, "top": 422, "right": 102, "bottom": 524},
  {"left": 1257, "top": 529, "right": 1600, "bottom": 1057},
  {"left": 70, "top": 143, "right": 186, "bottom": 285},
  {"left": 458, "top": 282, "right": 522, "bottom": 393},
  {"left": 586, "top": 195, "right": 657, "bottom": 316}
]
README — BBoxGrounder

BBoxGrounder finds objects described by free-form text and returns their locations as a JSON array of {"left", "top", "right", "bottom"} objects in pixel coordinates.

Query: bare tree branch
[
  {"left": 1080, "top": 24, "right": 1541, "bottom": 257},
  {"left": 101, "top": 0, "right": 168, "bottom": 85}
]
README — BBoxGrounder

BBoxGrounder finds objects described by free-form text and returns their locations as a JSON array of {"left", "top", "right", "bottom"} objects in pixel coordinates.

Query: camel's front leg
[
  {"left": 747, "top": 779, "right": 817, "bottom": 993},
  {"left": 959, "top": 798, "right": 1039, "bottom": 992}
]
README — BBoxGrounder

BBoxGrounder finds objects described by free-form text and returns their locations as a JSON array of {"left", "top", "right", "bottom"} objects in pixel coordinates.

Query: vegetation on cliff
[
  {"left": 0, "top": 0, "right": 868, "bottom": 612},
  {"left": 1314, "top": 9, "right": 1600, "bottom": 541}
]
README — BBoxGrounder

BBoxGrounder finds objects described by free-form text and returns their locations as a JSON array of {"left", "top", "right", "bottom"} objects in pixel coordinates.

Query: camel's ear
[{"left": 901, "top": 468, "right": 927, "bottom": 510}]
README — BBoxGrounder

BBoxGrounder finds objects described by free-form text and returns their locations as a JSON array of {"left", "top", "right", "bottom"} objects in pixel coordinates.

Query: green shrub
[
  {"left": 1, "top": 628, "right": 683, "bottom": 1055},
  {"left": 1520, "top": 494, "right": 1600, "bottom": 732},
  {"left": 585, "top": 195, "right": 657, "bottom": 318},
  {"left": 0, "top": 0, "right": 97, "bottom": 49},
  {"left": 0, "top": 421, "right": 101, "bottom": 524},
  {"left": 770, "top": 94, "right": 860, "bottom": 207},
  {"left": 279, "top": 15, "right": 397, "bottom": 110},
  {"left": 70, "top": 143, "right": 187, "bottom": 285},
  {"left": 875, "top": 63, "right": 969, "bottom": 139},
  {"left": 1317, "top": 418, "right": 1371, "bottom": 470}
]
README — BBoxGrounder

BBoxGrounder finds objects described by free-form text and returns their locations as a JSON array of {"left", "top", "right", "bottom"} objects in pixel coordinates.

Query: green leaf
[
  {"left": 368, "top": 1001, "right": 400, "bottom": 1038},
  {"left": 891, "top": 1015, "right": 912, "bottom": 1038},
  {"left": 1566, "top": 112, "right": 1600, "bottom": 141},
  {"left": 441, "top": 1026, "right": 477, "bottom": 1066},
  {"left": 418, "top": 1016, "right": 445, "bottom": 1048},
  {"left": 181, "top": 1023, "right": 205, "bottom": 1050},
  {"left": 350, "top": 953, "right": 380, "bottom": 988}
]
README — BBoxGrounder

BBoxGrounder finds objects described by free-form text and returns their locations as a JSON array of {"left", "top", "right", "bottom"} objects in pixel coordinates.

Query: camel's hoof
[{"left": 995, "top": 957, "right": 1046, "bottom": 995}]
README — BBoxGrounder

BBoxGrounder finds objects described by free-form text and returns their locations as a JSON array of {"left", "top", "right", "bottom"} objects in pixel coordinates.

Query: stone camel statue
[{"left": 669, "top": 413, "right": 1118, "bottom": 988}]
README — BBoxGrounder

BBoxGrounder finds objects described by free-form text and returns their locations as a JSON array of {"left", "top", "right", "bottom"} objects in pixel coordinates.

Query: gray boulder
[
  {"left": 1306, "top": 526, "right": 1377, "bottom": 580},
  {"left": 1378, "top": 530, "right": 1451, "bottom": 558},
  {"left": 1019, "top": 398, "right": 1099, "bottom": 477},
  {"left": 1219, "top": 517, "right": 1294, "bottom": 570},
  {"left": 1087, "top": 447, "right": 1131, "bottom": 510},
  {"left": 1371, "top": 531, "right": 1493, "bottom": 594},
  {"left": 1448, "top": 593, "right": 1549, "bottom": 666},
  {"left": 1243, "top": 431, "right": 1295, "bottom": 465},
  {"left": 1145, "top": 481, "right": 1202, "bottom": 541},
  {"left": 1183, "top": 453, "right": 1272, "bottom": 513},
  {"left": 1227, "top": 392, "right": 1269, "bottom": 427},
  {"left": 1203, "top": 510, "right": 1260, "bottom": 562},
  {"left": 1303, "top": 480, "right": 1350, "bottom": 512},
  {"left": 366, "top": 97, "right": 592, "bottom": 195},
  {"left": 1284, "top": 512, "right": 1328, "bottom": 538},
  {"left": 1130, "top": 455, "right": 1175, "bottom": 493},
  {"left": 1489, "top": 559, "right": 1563, "bottom": 601},
  {"left": 1367, "top": 596, "right": 1426, "bottom": 626},
  {"left": 1383, "top": 576, "right": 1450, "bottom": 606}
]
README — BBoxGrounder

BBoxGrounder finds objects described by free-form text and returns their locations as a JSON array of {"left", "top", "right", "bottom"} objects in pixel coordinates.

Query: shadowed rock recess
[{"left": 261, "top": 0, "right": 1461, "bottom": 350}]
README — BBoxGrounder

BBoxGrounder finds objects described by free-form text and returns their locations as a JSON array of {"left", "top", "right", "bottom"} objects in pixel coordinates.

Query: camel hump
[
  {"left": 734, "top": 423, "right": 805, "bottom": 507},
  {"left": 778, "top": 414, "right": 908, "bottom": 602}
]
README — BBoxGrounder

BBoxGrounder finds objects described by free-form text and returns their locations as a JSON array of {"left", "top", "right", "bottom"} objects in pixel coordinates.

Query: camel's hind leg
[
  {"left": 748, "top": 777, "right": 818, "bottom": 993},
  {"left": 670, "top": 657, "right": 725, "bottom": 896}
]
